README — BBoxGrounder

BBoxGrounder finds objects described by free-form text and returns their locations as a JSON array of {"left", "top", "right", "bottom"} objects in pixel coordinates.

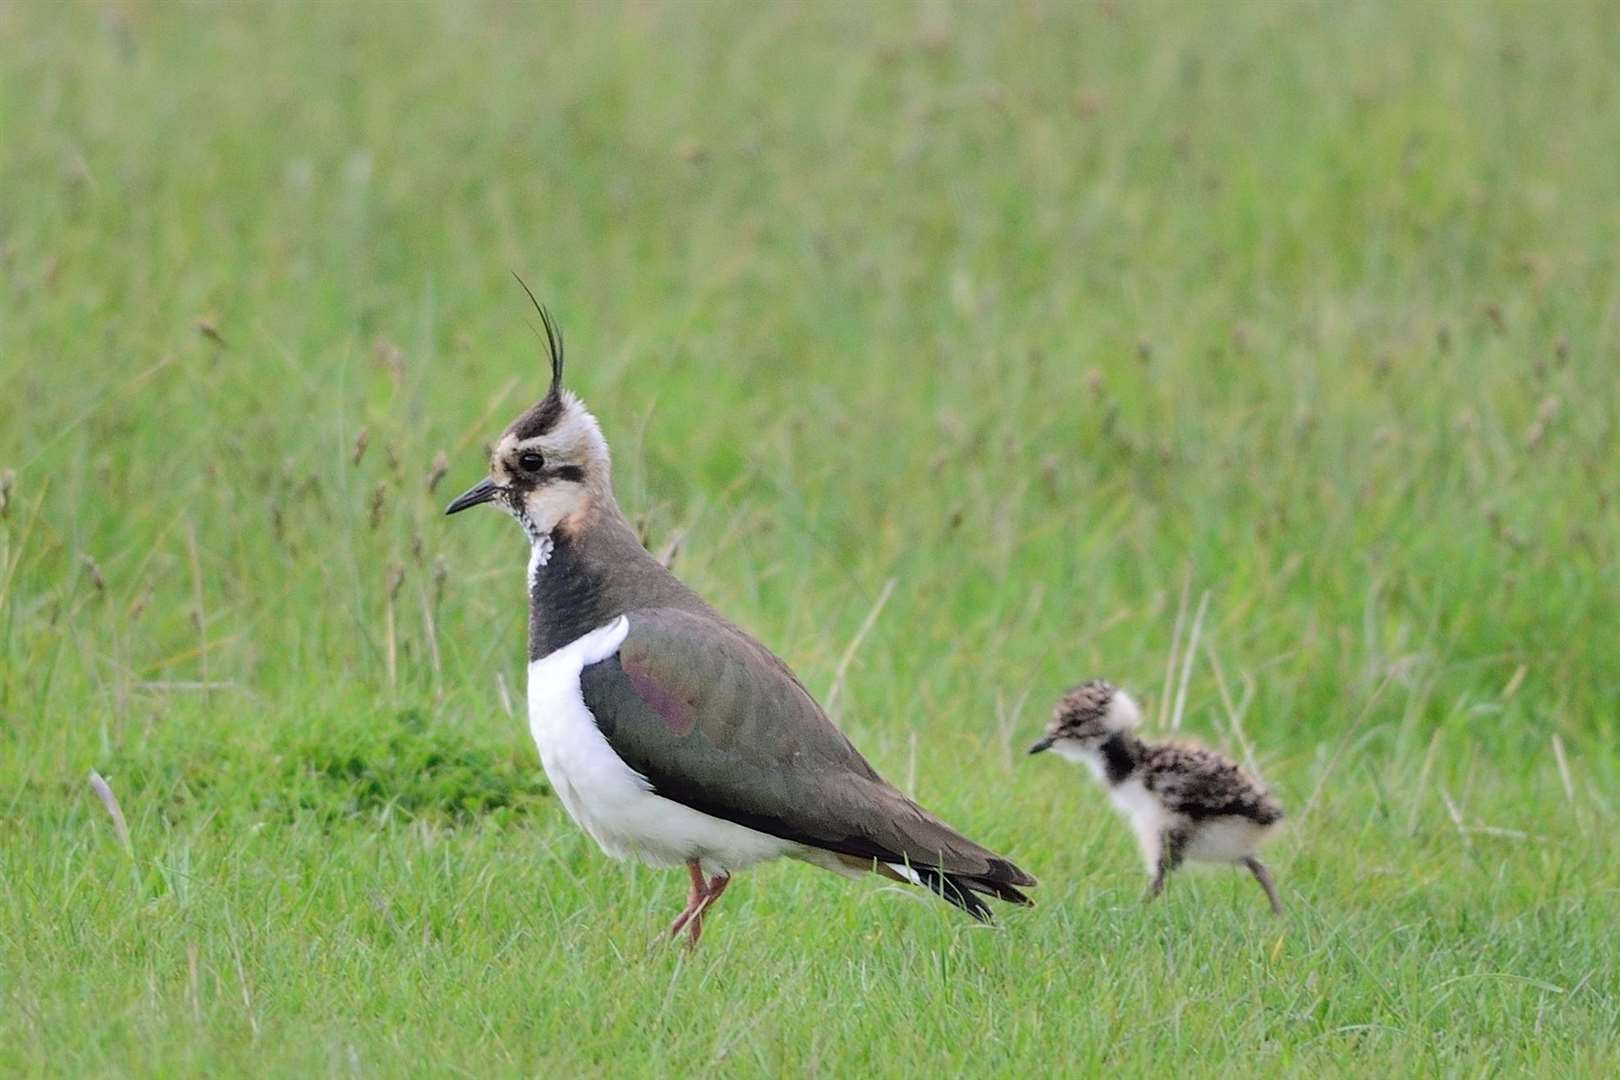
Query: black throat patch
[
  {"left": 527, "top": 529, "right": 612, "bottom": 660},
  {"left": 1098, "top": 733, "right": 1139, "bottom": 785}
]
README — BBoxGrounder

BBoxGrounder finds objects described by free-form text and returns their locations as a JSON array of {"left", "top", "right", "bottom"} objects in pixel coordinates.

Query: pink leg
[
  {"left": 683, "top": 872, "right": 731, "bottom": 948},
  {"left": 667, "top": 860, "right": 707, "bottom": 938}
]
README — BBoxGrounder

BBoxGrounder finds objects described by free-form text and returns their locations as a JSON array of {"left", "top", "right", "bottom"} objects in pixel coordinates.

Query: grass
[{"left": 3, "top": 0, "right": 1619, "bottom": 1074}]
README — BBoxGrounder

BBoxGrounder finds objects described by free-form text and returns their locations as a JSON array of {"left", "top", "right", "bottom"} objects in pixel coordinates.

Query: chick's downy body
[{"left": 1030, "top": 680, "right": 1285, "bottom": 913}]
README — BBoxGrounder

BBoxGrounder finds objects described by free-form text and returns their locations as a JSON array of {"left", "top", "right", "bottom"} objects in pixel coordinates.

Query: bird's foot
[
  {"left": 682, "top": 873, "right": 730, "bottom": 948},
  {"left": 664, "top": 863, "right": 731, "bottom": 949},
  {"left": 664, "top": 859, "right": 708, "bottom": 941}
]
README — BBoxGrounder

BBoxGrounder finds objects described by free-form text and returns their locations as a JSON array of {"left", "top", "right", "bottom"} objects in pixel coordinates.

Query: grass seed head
[
  {"left": 675, "top": 137, "right": 708, "bottom": 165},
  {"left": 1525, "top": 395, "right": 1561, "bottom": 448},
  {"left": 431, "top": 556, "right": 448, "bottom": 606},
  {"left": 194, "top": 315, "right": 226, "bottom": 347},
  {"left": 372, "top": 336, "right": 405, "bottom": 387},
  {"left": 1040, "top": 454, "right": 1060, "bottom": 498},
  {"left": 127, "top": 584, "right": 150, "bottom": 621},
  {"left": 80, "top": 555, "right": 105, "bottom": 595}
]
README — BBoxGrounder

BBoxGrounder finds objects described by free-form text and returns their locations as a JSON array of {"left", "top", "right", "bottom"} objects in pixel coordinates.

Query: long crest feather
[{"left": 511, "top": 271, "right": 564, "bottom": 396}]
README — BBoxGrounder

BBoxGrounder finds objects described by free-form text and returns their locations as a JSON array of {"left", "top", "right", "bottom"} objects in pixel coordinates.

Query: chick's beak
[
  {"left": 445, "top": 476, "right": 500, "bottom": 516},
  {"left": 1027, "top": 735, "right": 1055, "bottom": 755}
]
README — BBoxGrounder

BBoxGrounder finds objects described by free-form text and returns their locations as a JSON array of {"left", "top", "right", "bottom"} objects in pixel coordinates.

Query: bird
[
  {"left": 444, "top": 287, "right": 1035, "bottom": 945},
  {"left": 1027, "top": 679, "right": 1284, "bottom": 914}
]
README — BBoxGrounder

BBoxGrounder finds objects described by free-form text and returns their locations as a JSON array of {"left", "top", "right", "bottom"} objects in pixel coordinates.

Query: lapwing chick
[
  {"left": 1028, "top": 679, "right": 1284, "bottom": 914},
  {"left": 443, "top": 287, "right": 1034, "bottom": 946}
]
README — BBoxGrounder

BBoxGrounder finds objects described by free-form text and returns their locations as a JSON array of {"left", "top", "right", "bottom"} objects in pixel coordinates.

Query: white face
[
  {"left": 481, "top": 393, "right": 610, "bottom": 544},
  {"left": 1034, "top": 688, "right": 1142, "bottom": 763},
  {"left": 1050, "top": 738, "right": 1096, "bottom": 764}
]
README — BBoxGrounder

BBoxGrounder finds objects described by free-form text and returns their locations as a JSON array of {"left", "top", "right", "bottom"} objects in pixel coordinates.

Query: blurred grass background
[{"left": 2, "top": 1, "right": 1618, "bottom": 1074}]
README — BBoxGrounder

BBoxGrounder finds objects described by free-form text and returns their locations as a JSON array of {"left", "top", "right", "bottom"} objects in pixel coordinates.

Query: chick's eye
[{"left": 517, "top": 451, "right": 545, "bottom": 473}]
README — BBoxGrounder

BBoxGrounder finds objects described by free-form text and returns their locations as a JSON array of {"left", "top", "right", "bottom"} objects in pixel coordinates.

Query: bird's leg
[
  {"left": 667, "top": 859, "right": 708, "bottom": 939},
  {"left": 1144, "top": 829, "right": 1187, "bottom": 904},
  {"left": 683, "top": 872, "right": 731, "bottom": 948},
  {"left": 1242, "top": 856, "right": 1283, "bottom": 916}
]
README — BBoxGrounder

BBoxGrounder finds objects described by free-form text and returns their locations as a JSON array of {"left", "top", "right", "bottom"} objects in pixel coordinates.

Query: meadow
[{"left": 2, "top": 1, "right": 1618, "bottom": 1074}]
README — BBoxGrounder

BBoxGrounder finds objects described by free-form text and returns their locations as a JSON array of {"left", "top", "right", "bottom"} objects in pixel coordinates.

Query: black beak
[
  {"left": 1027, "top": 735, "right": 1055, "bottom": 755},
  {"left": 445, "top": 477, "right": 500, "bottom": 516}
]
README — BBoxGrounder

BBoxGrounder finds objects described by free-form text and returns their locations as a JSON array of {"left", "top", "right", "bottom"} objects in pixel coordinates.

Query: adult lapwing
[
  {"left": 1028, "top": 679, "right": 1284, "bottom": 914},
  {"left": 445, "top": 293, "right": 1034, "bottom": 944}
]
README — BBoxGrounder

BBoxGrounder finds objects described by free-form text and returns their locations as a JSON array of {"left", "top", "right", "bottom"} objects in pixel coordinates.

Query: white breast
[
  {"left": 1107, "top": 777, "right": 1173, "bottom": 872},
  {"left": 526, "top": 616, "right": 799, "bottom": 877}
]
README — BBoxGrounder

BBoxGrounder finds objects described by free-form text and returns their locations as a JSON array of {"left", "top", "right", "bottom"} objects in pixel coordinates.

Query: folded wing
[{"left": 578, "top": 607, "right": 1034, "bottom": 917}]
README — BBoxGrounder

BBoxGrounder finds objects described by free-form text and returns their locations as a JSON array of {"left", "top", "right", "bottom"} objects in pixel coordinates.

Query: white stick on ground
[
  {"left": 1170, "top": 590, "right": 1209, "bottom": 731},
  {"left": 88, "top": 770, "right": 132, "bottom": 854},
  {"left": 1551, "top": 733, "right": 1575, "bottom": 805},
  {"left": 825, "top": 577, "right": 897, "bottom": 720},
  {"left": 1203, "top": 636, "right": 1257, "bottom": 773},
  {"left": 1159, "top": 574, "right": 1190, "bottom": 730}
]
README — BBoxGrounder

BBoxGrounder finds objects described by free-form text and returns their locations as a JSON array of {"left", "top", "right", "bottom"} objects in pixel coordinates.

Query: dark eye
[{"left": 517, "top": 451, "right": 544, "bottom": 473}]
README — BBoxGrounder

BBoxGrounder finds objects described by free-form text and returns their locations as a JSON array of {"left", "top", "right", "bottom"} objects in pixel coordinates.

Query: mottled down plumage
[{"left": 1137, "top": 742, "right": 1284, "bottom": 825}]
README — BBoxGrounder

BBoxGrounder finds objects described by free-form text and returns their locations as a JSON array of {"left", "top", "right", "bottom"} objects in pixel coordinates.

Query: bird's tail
[{"left": 887, "top": 861, "right": 1036, "bottom": 923}]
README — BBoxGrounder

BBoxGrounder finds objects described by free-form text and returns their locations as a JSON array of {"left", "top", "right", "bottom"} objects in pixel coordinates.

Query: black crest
[{"left": 508, "top": 273, "right": 568, "bottom": 439}]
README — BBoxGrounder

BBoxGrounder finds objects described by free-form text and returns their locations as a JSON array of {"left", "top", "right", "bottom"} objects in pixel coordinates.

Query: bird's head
[
  {"left": 444, "top": 285, "right": 610, "bottom": 550},
  {"left": 1027, "top": 679, "right": 1140, "bottom": 760}
]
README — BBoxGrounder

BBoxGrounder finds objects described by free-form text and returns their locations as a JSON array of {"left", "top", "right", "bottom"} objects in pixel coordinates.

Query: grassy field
[{"left": 4, "top": 0, "right": 1619, "bottom": 1074}]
